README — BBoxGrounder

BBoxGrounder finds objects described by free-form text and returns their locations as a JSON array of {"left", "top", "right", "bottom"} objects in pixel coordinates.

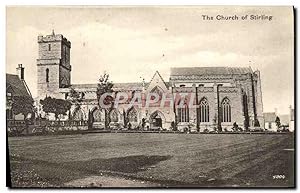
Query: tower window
[
  {"left": 48, "top": 44, "right": 51, "bottom": 51},
  {"left": 46, "top": 68, "right": 49, "bottom": 82}
]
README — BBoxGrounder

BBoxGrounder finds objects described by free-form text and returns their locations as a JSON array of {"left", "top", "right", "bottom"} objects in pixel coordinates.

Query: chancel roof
[
  {"left": 71, "top": 82, "right": 149, "bottom": 91},
  {"left": 71, "top": 71, "right": 170, "bottom": 91}
]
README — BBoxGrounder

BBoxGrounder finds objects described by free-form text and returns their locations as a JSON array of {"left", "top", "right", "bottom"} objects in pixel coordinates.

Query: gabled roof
[
  {"left": 264, "top": 112, "right": 277, "bottom": 122},
  {"left": 146, "top": 71, "right": 169, "bottom": 89},
  {"left": 170, "top": 67, "right": 253, "bottom": 76},
  {"left": 6, "top": 74, "right": 31, "bottom": 97}
]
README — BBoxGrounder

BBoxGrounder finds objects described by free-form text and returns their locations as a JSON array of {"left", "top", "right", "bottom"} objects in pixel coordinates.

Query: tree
[
  {"left": 275, "top": 116, "right": 281, "bottom": 129},
  {"left": 12, "top": 95, "right": 34, "bottom": 119},
  {"left": 12, "top": 95, "right": 35, "bottom": 134},
  {"left": 40, "top": 97, "right": 71, "bottom": 121},
  {"left": 69, "top": 87, "right": 83, "bottom": 107},
  {"left": 96, "top": 72, "right": 114, "bottom": 129},
  {"left": 68, "top": 87, "right": 84, "bottom": 122}
]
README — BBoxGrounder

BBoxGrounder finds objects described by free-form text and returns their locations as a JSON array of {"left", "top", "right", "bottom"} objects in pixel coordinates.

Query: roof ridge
[{"left": 170, "top": 66, "right": 253, "bottom": 76}]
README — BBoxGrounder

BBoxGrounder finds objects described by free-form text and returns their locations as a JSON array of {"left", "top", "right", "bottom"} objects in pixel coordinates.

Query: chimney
[{"left": 16, "top": 64, "right": 24, "bottom": 80}]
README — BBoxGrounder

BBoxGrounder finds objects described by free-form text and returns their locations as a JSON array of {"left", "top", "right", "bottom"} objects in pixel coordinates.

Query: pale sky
[{"left": 6, "top": 6, "right": 294, "bottom": 114}]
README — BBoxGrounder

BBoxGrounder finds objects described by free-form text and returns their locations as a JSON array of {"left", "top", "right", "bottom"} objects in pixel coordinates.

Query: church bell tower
[{"left": 36, "top": 30, "right": 71, "bottom": 100}]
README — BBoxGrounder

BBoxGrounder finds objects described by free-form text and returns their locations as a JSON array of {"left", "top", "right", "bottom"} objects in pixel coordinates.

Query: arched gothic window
[
  {"left": 221, "top": 98, "right": 231, "bottom": 122},
  {"left": 93, "top": 109, "right": 102, "bottom": 122},
  {"left": 73, "top": 108, "right": 84, "bottom": 120},
  {"left": 199, "top": 98, "right": 209, "bottom": 122},
  {"left": 110, "top": 109, "right": 119, "bottom": 122},
  {"left": 46, "top": 68, "right": 49, "bottom": 83},
  {"left": 177, "top": 100, "right": 189, "bottom": 122},
  {"left": 128, "top": 108, "right": 138, "bottom": 122},
  {"left": 150, "top": 86, "right": 163, "bottom": 100}
]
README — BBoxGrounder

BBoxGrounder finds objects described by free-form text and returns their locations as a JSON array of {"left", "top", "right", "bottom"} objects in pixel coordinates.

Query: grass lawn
[{"left": 8, "top": 133, "right": 294, "bottom": 188}]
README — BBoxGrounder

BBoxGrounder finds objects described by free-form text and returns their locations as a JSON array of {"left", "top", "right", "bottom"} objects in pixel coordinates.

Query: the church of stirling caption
[{"left": 36, "top": 31, "right": 264, "bottom": 132}]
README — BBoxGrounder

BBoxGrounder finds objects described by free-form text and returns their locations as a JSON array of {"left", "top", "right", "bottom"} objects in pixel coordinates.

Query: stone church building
[{"left": 36, "top": 32, "right": 264, "bottom": 131}]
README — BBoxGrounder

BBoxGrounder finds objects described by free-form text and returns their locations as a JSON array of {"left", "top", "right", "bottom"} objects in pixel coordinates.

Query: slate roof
[
  {"left": 114, "top": 82, "right": 146, "bottom": 90},
  {"left": 264, "top": 112, "right": 277, "bottom": 122},
  {"left": 6, "top": 74, "right": 31, "bottom": 97},
  {"left": 71, "top": 83, "right": 98, "bottom": 89},
  {"left": 170, "top": 67, "right": 253, "bottom": 76},
  {"left": 71, "top": 71, "right": 171, "bottom": 91},
  {"left": 72, "top": 82, "right": 151, "bottom": 91}
]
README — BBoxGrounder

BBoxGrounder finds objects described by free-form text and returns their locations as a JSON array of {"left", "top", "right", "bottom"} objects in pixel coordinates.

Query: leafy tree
[
  {"left": 69, "top": 87, "right": 83, "bottom": 107},
  {"left": 96, "top": 72, "right": 114, "bottom": 129},
  {"left": 12, "top": 96, "right": 34, "bottom": 119},
  {"left": 275, "top": 116, "right": 281, "bottom": 129},
  {"left": 11, "top": 95, "right": 35, "bottom": 134},
  {"left": 40, "top": 97, "right": 71, "bottom": 121}
]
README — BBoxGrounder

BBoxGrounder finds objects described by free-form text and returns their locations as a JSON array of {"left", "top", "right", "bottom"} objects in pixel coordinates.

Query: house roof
[
  {"left": 6, "top": 74, "right": 31, "bottom": 97},
  {"left": 264, "top": 112, "right": 277, "bottom": 122},
  {"left": 170, "top": 67, "right": 253, "bottom": 76}
]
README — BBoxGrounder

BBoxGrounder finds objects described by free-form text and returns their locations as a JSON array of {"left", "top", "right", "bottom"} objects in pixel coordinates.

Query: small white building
[{"left": 264, "top": 112, "right": 277, "bottom": 131}]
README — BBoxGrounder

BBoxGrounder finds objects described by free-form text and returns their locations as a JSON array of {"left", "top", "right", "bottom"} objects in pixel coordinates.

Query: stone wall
[
  {"left": 37, "top": 63, "right": 60, "bottom": 100},
  {"left": 59, "top": 65, "right": 71, "bottom": 88}
]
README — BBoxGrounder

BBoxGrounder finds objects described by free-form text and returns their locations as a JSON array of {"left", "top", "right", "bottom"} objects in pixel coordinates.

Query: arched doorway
[{"left": 150, "top": 111, "right": 165, "bottom": 129}]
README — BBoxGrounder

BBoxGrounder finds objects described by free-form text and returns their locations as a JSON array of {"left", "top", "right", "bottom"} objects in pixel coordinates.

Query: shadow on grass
[
  {"left": 69, "top": 155, "right": 173, "bottom": 173},
  {"left": 9, "top": 154, "right": 172, "bottom": 187}
]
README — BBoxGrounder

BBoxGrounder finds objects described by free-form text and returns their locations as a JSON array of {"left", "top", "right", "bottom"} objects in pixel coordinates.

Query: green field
[{"left": 8, "top": 133, "right": 294, "bottom": 188}]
